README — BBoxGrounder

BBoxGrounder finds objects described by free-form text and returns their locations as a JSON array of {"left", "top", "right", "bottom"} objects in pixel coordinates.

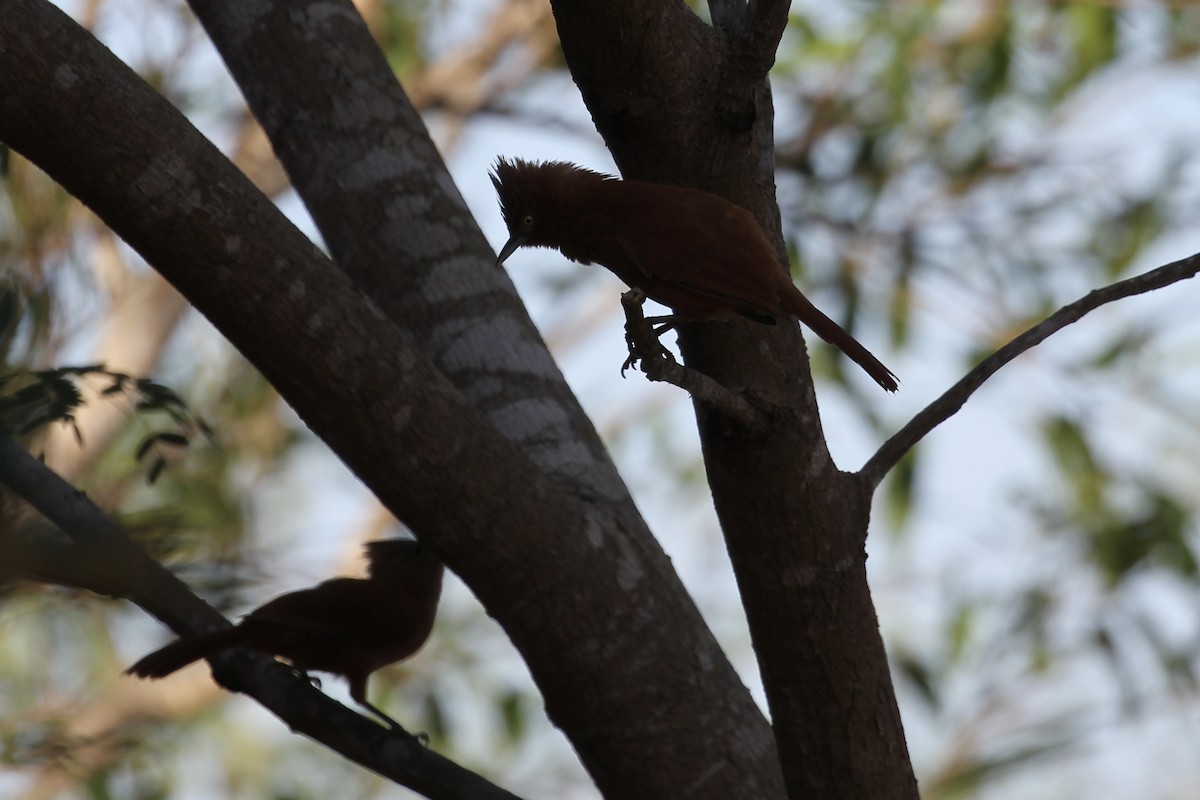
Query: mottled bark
[
  {"left": 0, "top": 1, "right": 783, "bottom": 798},
  {"left": 549, "top": 0, "right": 919, "bottom": 796}
]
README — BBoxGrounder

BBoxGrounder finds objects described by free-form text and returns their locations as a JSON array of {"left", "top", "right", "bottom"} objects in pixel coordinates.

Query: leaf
[
  {"left": 885, "top": 447, "right": 918, "bottom": 536},
  {"left": 1134, "top": 610, "right": 1199, "bottom": 693},
  {"left": 1056, "top": 4, "right": 1118, "bottom": 99},
  {"left": 100, "top": 379, "right": 127, "bottom": 396},
  {"left": 1089, "top": 327, "right": 1152, "bottom": 369},
  {"left": 147, "top": 458, "right": 166, "bottom": 485},
  {"left": 498, "top": 690, "right": 527, "bottom": 743},
  {"left": 1091, "top": 622, "right": 1139, "bottom": 715},
  {"left": 67, "top": 415, "right": 83, "bottom": 446},
  {"left": 5, "top": 382, "right": 50, "bottom": 408},
  {"left": 947, "top": 602, "right": 974, "bottom": 663},
  {"left": 135, "top": 431, "right": 189, "bottom": 462},
  {"left": 135, "top": 435, "right": 156, "bottom": 462},
  {"left": 1040, "top": 415, "right": 1106, "bottom": 512},
  {"left": 155, "top": 432, "right": 190, "bottom": 449},
  {"left": 136, "top": 379, "right": 185, "bottom": 409},
  {"left": 929, "top": 735, "right": 1078, "bottom": 797},
  {"left": 422, "top": 689, "right": 448, "bottom": 742},
  {"left": 0, "top": 283, "right": 18, "bottom": 341},
  {"left": 17, "top": 411, "right": 52, "bottom": 434},
  {"left": 59, "top": 363, "right": 106, "bottom": 377},
  {"left": 964, "top": 13, "right": 1012, "bottom": 101},
  {"left": 1097, "top": 196, "right": 1163, "bottom": 279},
  {"left": 46, "top": 373, "right": 83, "bottom": 410},
  {"left": 895, "top": 649, "right": 940, "bottom": 711},
  {"left": 1092, "top": 490, "right": 1193, "bottom": 584}
]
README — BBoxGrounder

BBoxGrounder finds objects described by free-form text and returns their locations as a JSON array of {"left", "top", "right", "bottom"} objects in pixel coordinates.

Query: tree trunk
[
  {"left": 0, "top": 1, "right": 787, "bottom": 797},
  {"left": 550, "top": 1, "right": 919, "bottom": 796}
]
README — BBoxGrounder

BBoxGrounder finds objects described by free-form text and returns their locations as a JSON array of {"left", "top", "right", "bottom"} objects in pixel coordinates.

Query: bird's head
[
  {"left": 364, "top": 539, "right": 444, "bottom": 587},
  {"left": 491, "top": 157, "right": 611, "bottom": 266}
]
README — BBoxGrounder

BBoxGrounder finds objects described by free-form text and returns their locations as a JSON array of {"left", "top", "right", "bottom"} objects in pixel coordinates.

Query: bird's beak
[{"left": 496, "top": 234, "right": 526, "bottom": 267}]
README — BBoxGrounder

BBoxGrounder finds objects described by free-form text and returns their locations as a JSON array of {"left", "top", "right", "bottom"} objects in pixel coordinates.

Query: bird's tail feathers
[
  {"left": 785, "top": 293, "right": 899, "bottom": 392},
  {"left": 126, "top": 627, "right": 245, "bottom": 679}
]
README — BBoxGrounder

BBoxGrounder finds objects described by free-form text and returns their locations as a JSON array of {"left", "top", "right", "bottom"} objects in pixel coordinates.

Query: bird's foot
[
  {"left": 621, "top": 291, "right": 676, "bottom": 377},
  {"left": 359, "top": 699, "right": 409, "bottom": 733},
  {"left": 291, "top": 668, "right": 321, "bottom": 690}
]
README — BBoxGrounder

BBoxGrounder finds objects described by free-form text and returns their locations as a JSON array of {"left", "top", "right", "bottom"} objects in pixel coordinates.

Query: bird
[
  {"left": 491, "top": 158, "right": 899, "bottom": 392},
  {"left": 126, "top": 539, "right": 444, "bottom": 730}
]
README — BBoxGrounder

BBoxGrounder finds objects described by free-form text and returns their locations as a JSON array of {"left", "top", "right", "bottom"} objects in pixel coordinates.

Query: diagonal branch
[
  {"left": 1, "top": 5, "right": 782, "bottom": 800},
  {"left": 861, "top": 251, "right": 1200, "bottom": 489},
  {"left": 0, "top": 432, "right": 523, "bottom": 800}
]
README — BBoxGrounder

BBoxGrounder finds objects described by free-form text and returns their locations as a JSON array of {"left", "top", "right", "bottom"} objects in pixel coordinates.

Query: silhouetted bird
[
  {"left": 492, "top": 158, "right": 898, "bottom": 391},
  {"left": 127, "top": 539, "right": 444, "bottom": 729}
]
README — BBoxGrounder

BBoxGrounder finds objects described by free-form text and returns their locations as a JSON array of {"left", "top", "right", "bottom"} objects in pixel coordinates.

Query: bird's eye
[{"left": 522, "top": 214, "right": 535, "bottom": 228}]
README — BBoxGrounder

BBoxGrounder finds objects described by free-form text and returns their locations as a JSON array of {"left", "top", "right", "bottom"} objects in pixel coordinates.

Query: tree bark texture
[
  {"left": 549, "top": 1, "right": 920, "bottom": 796},
  {"left": 0, "top": 2, "right": 785, "bottom": 798}
]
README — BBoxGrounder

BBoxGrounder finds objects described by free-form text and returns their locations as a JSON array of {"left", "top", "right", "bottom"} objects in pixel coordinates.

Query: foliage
[{"left": 0, "top": 363, "right": 211, "bottom": 484}]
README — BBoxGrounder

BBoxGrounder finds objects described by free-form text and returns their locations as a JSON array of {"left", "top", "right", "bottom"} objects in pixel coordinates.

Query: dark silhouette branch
[
  {"left": 861, "top": 251, "right": 1200, "bottom": 488},
  {"left": 620, "top": 291, "right": 762, "bottom": 429},
  {"left": 718, "top": 0, "right": 791, "bottom": 75},
  {"left": 180, "top": 2, "right": 782, "bottom": 797},
  {"left": 0, "top": 433, "right": 523, "bottom": 800},
  {"left": 2, "top": 4, "right": 782, "bottom": 800},
  {"left": 550, "top": 0, "right": 917, "bottom": 794}
]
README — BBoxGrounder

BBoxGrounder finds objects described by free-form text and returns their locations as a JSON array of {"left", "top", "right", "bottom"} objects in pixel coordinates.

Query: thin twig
[
  {"left": 620, "top": 291, "right": 761, "bottom": 429},
  {"left": 861, "top": 252, "right": 1200, "bottom": 489}
]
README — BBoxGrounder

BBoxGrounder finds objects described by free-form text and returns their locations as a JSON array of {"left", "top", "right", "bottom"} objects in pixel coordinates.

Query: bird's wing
[
  {"left": 244, "top": 578, "right": 365, "bottom": 636},
  {"left": 600, "top": 186, "right": 790, "bottom": 316}
]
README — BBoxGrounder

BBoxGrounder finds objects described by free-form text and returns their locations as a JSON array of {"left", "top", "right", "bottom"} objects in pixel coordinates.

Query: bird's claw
[
  {"left": 620, "top": 289, "right": 674, "bottom": 376},
  {"left": 621, "top": 337, "right": 641, "bottom": 377},
  {"left": 622, "top": 329, "right": 674, "bottom": 377},
  {"left": 291, "top": 668, "right": 321, "bottom": 690}
]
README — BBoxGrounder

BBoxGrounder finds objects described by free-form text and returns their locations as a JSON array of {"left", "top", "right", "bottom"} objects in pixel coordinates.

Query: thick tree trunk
[
  {"left": 0, "top": 2, "right": 785, "bottom": 798},
  {"left": 549, "top": 1, "right": 919, "bottom": 796}
]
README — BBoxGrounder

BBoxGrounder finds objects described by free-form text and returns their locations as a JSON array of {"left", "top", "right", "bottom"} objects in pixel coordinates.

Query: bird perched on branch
[
  {"left": 126, "top": 539, "right": 444, "bottom": 729},
  {"left": 492, "top": 157, "right": 898, "bottom": 392}
]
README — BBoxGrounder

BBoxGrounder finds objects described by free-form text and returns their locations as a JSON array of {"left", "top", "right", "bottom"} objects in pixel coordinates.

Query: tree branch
[
  {"left": 620, "top": 291, "right": 761, "bottom": 429},
  {"left": 550, "top": 0, "right": 918, "bottom": 794},
  {"left": 1, "top": 4, "right": 780, "bottom": 799},
  {"left": 0, "top": 433, "right": 522, "bottom": 800},
  {"left": 861, "top": 251, "right": 1200, "bottom": 488},
  {"left": 709, "top": 0, "right": 791, "bottom": 77}
]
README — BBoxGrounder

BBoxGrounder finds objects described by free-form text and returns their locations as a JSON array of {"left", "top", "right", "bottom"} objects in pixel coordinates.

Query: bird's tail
[
  {"left": 126, "top": 627, "right": 246, "bottom": 679},
  {"left": 784, "top": 292, "right": 899, "bottom": 392}
]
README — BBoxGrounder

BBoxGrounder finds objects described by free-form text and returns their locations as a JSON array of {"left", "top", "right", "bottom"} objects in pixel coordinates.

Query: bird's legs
[
  {"left": 348, "top": 676, "right": 428, "bottom": 743},
  {"left": 359, "top": 698, "right": 402, "bottom": 731},
  {"left": 620, "top": 289, "right": 678, "bottom": 376}
]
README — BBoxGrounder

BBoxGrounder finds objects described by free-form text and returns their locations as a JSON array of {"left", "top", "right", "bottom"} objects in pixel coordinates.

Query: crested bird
[
  {"left": 126, "top": 539, "right": 444, "bottom": 729},
  {"left": 491, "top": 157, "right": 898, "bottom": 392}
]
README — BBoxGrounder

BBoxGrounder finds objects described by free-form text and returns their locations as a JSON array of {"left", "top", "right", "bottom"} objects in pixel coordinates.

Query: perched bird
[
  {"left": 492, "top": 158, "right": 898, "bottom": 392},
  {"left": 126, "top": 539, "right": 444, "bottom": 729}
]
